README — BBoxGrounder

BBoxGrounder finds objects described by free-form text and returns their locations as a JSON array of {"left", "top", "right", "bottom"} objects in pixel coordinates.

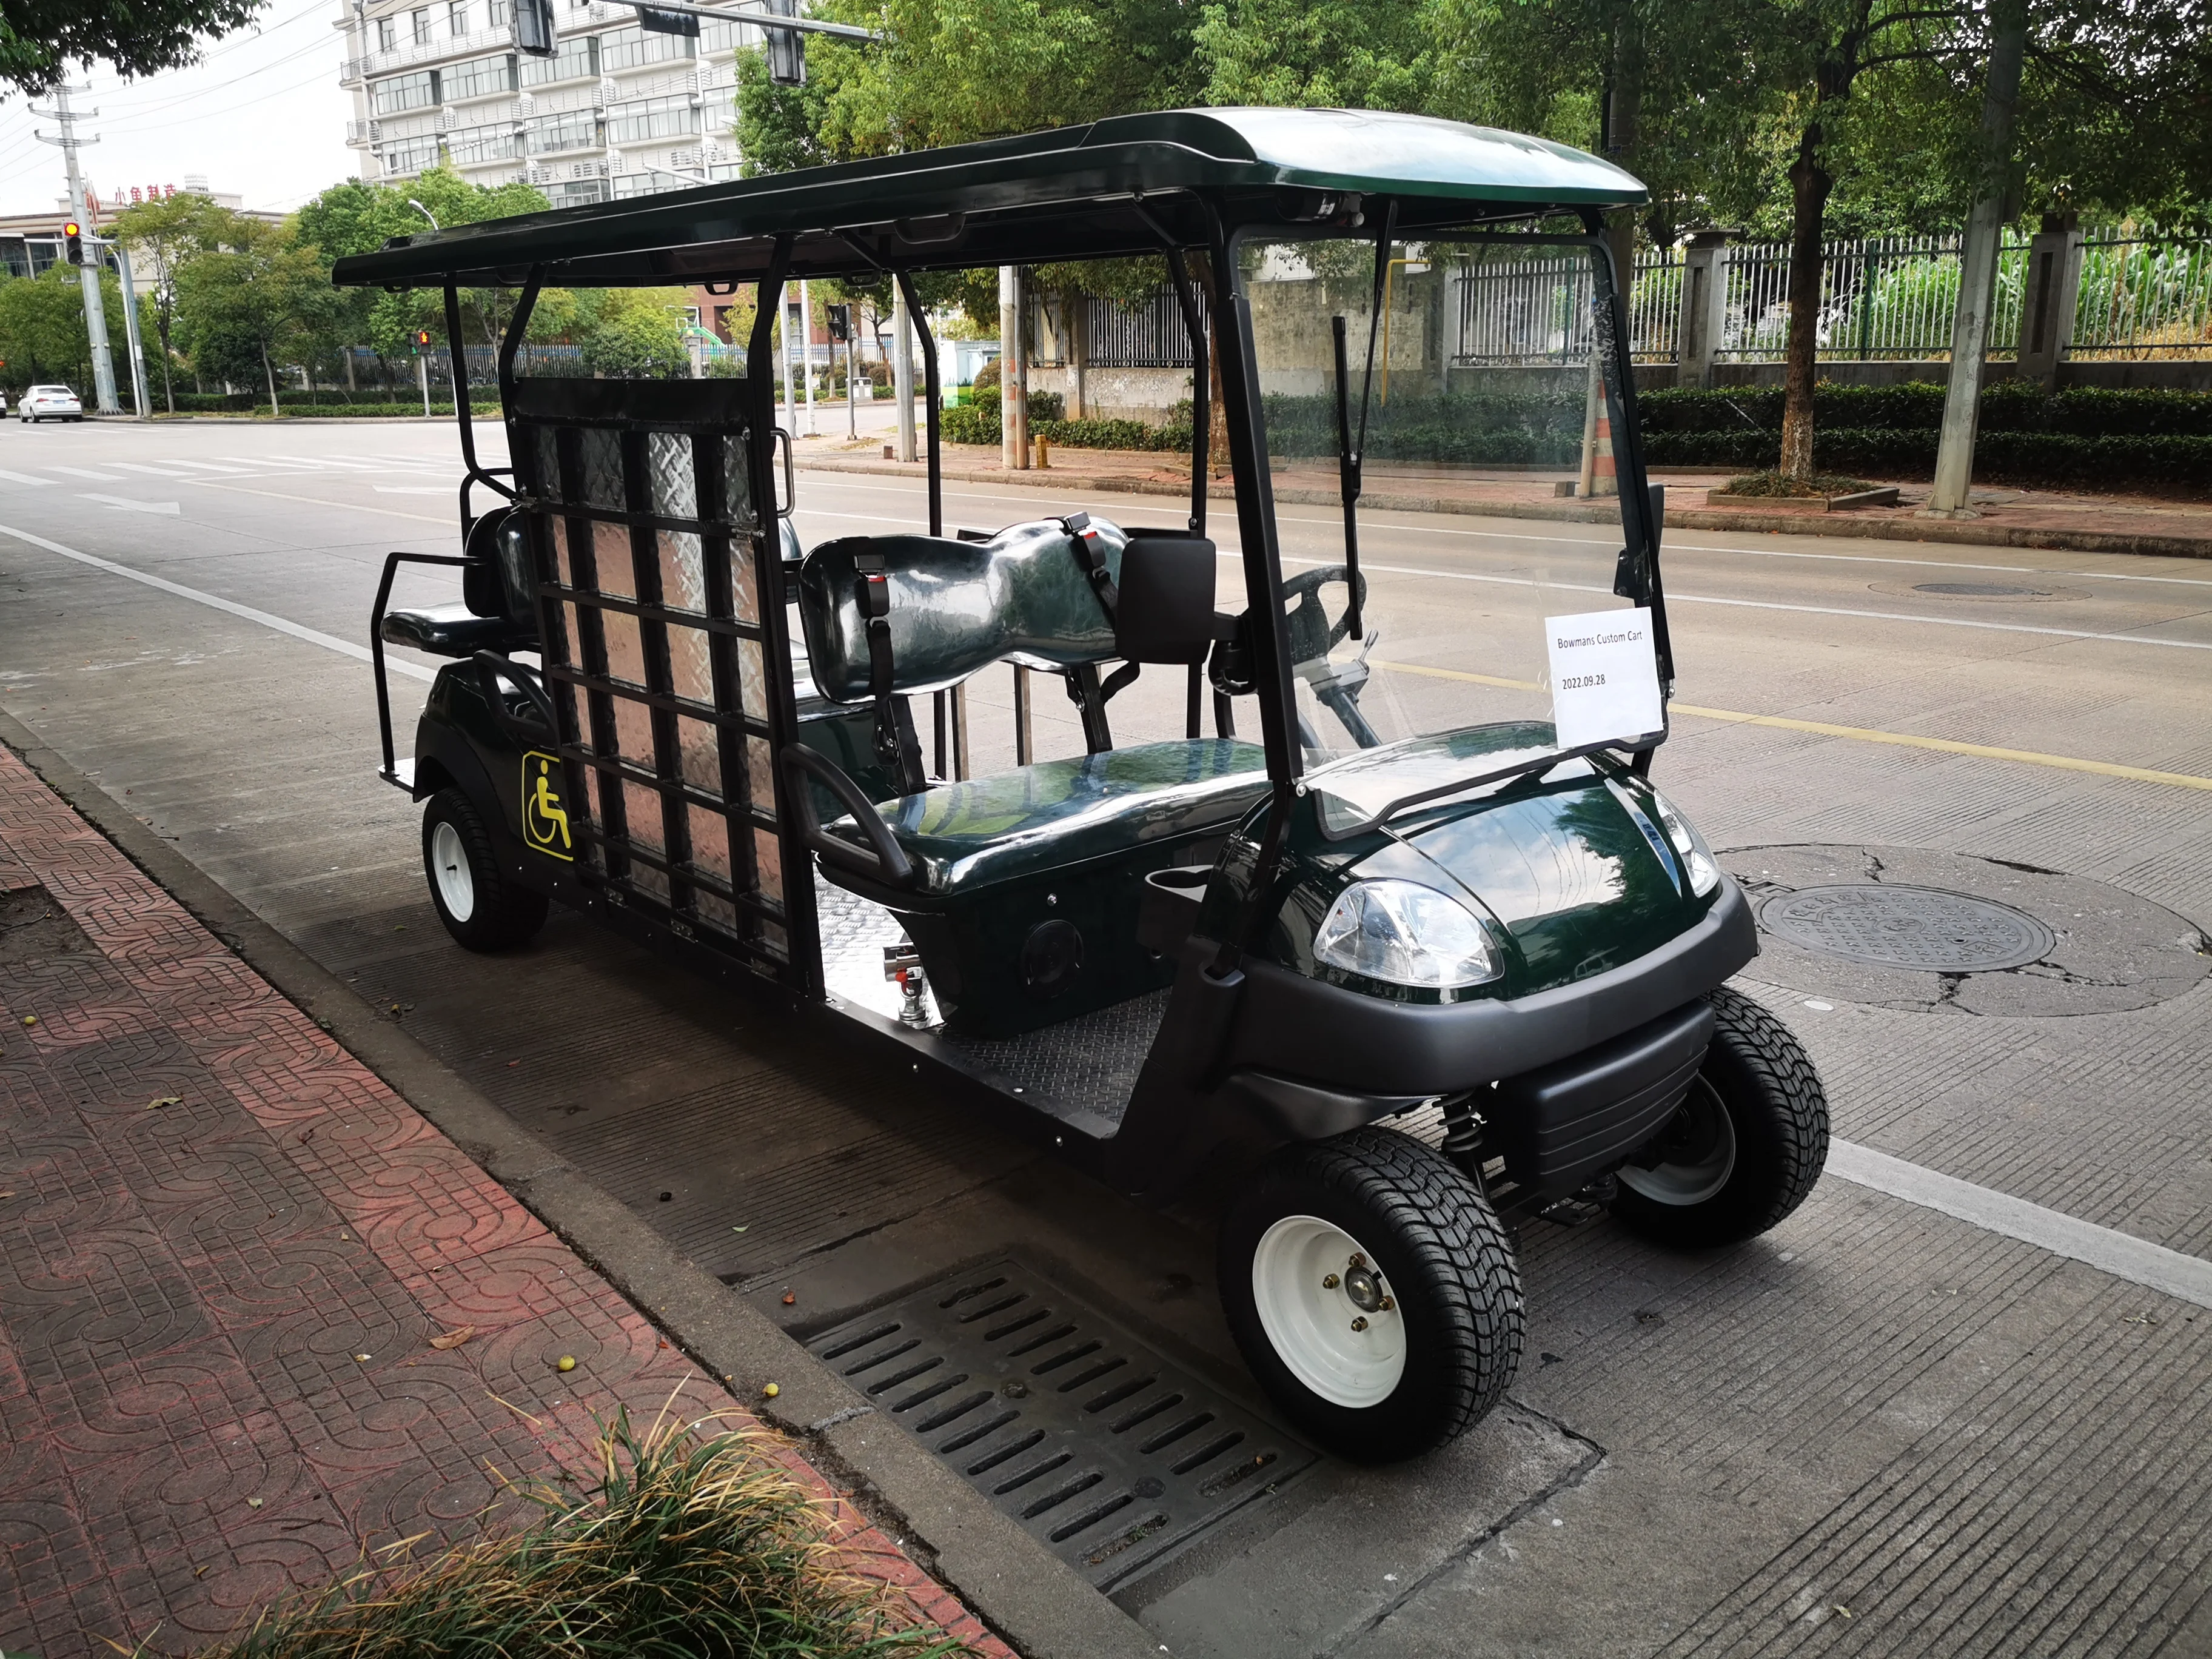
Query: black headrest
[{"left": 1114, "top": 529, "right": 1218, "bottom": 665}]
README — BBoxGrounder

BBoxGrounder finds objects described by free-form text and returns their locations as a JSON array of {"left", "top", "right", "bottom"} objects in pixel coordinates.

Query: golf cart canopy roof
[{"left": 330, "top": 107, "right": 1647, "bottom": 290}]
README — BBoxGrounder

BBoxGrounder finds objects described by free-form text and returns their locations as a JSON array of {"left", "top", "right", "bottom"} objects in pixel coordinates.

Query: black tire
[
  {"left": 1219, "top": 1126, "right": 1523, "bottom": 1463},
  {"left": 1611, "top": 986, "right": 1828, "bottom": 1248},
  {"left": 422, "top": 788, "right": 548, "bottom": 951}
]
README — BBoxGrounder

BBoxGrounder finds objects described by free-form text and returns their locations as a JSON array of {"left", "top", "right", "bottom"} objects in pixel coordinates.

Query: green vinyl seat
[{"left": 825, "top": 738, "right": 1267, "bottom": 897}]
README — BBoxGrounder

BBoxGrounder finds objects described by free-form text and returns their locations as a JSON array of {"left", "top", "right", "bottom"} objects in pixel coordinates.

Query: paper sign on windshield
[{"left": 1545, "top": 607, "right": 1663, "bottom": 749}]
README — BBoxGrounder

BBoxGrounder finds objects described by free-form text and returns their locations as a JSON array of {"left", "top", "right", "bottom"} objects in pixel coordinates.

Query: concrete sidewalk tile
[{"left": 0, "top": 736, "right": 1006, "bottom": 1655}]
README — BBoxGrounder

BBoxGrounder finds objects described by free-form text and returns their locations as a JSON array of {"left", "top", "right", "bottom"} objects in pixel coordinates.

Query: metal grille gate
[{"left": 509, "top": 377, "right": 802, "bottom": 987}]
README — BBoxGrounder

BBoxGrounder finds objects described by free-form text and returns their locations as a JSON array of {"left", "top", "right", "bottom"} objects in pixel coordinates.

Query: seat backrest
[{"left": 796, "top": 518, "right": 1126, "bottom": 703}]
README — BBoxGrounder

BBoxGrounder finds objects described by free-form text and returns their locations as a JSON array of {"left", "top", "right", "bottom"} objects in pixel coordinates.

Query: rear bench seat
[{"left": 825, "top": 737, "right": 1267, "bottom": 894}]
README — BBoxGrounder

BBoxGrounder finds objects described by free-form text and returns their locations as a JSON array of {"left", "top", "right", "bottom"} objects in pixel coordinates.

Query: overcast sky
[{"left": 0, "top": 0, "right": 360, "bottom": 220}]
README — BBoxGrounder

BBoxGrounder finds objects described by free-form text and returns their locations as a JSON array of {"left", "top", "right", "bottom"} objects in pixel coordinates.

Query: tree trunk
[
  {"left": 156, "top": 314, "right": 174, "bottom": 414},
  {"left": 263, "top": 344, "right": 281, "bottom": 418},
  {"left": 1778, "top": 122, "right": 1834, "bottom": 479},
  {"left": 1603, "top": 10, "right": 1643, "bottom": 307}
]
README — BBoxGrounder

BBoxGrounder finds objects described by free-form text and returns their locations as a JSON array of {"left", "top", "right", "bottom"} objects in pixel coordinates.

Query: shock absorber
[{"left": 1438, "top": 1090, "right": 1489, "bottom": 1186}]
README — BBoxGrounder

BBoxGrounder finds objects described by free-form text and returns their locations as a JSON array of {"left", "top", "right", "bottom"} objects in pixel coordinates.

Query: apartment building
[{"left": 336, "top": 0, "right": 771, "bottom": 210}]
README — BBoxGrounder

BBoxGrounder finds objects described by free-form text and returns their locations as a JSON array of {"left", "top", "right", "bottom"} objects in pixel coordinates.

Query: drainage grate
[
  {"left": 806, "top": 1259, "right": 1315, "bottom": 1587},
  {"left": 1759, "top": 883, "right": 2056, "bottom": 971}
]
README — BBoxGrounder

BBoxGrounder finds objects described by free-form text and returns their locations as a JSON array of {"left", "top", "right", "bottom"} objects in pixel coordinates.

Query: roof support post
[{"left": 893, "top": 270, "right": 943, "bottom": 537}]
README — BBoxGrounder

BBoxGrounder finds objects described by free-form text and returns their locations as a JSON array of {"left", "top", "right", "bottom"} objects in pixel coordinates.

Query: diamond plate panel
[
  {"left": 580, "top": 427, "right": 625, "bottom": 511},
  {"left": 648, "top": 431, "right": 698, "bottom": 519}
]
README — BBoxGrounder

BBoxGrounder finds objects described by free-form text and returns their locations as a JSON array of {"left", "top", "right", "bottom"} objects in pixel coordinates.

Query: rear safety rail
[{"left": 369, "top": 549, "right": 474, "bottom": 789}]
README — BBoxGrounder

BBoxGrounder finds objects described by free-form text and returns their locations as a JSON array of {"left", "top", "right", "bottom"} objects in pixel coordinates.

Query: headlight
[
  {"left": 1313, "top": 879, "right": 1501, "bottom": 990},
  {"left": 1649, "top": 789, "right": 1721, "bottom": 896}
]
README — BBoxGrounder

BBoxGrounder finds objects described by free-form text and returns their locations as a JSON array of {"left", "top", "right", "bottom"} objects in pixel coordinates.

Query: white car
[{"left": 19, "top": 385, "right": 84, "bottom": 423}]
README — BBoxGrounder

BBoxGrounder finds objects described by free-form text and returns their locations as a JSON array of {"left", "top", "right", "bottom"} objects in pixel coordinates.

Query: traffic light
[
  {"left": 765, "top": 0, "right": 805, "bottom": 85},
  {"left": 413, "top": 329, "right": 432, "bottom": 355},
  {"left": 62, "top": 223, "right": 82, "bottom": 266},
  {"left": 825, "top": 303, "right": 851, "bottom": 342}
]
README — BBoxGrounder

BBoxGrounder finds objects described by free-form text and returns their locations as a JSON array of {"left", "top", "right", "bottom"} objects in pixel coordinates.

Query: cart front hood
[{"left": 1396, "top": 776, "right": 1708, "bottom": 996}]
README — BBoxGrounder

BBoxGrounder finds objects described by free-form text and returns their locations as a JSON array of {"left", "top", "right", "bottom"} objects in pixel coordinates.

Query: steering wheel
[{"left": 1281, "top": 565, "right": 1367, "bottom": 665}]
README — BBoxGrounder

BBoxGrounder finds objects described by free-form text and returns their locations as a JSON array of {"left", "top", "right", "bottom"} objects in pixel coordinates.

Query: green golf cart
[{"left": 340, "top": 107, "right": 1826, "bottom": 1463}]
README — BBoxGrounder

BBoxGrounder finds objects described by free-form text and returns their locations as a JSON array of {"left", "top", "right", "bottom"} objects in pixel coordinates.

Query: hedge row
[
  {"left": 940, "top": 406, "right": 1181, "bottom": 451},
  {"left": 1640, "top": 381, "right": 2212, "bottom": 438},
  {"left": 1646, "top": 426, "right": 2212, "bottom": 489}
]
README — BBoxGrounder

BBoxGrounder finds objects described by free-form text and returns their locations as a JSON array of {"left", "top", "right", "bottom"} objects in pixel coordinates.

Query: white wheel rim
[
  {"left": 1251, "top": 1215, "right": 1406, "bottom": 1409},
  {"left": 431, "top": 820, "right": 475, "bottom": 922},
  {"left": 1618, "top": 1078, "right": 1737, "bottom": 1206}
]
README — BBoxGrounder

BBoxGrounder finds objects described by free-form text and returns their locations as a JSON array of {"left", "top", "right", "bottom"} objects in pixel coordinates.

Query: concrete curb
[
  {"left": 0, "top": 709, "right": 1160, "bottom": 1659},
  {"left": 797, "top": 453, "right": 2212, "bottom": 560}
]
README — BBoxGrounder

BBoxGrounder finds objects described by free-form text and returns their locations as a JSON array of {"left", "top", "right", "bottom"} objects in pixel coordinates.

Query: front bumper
[{"left": 1212, "top": 876, "right": 1755, "bottom": 1101}]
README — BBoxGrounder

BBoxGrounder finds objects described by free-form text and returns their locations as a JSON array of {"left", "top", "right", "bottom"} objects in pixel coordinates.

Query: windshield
[{"left": 1236, "top": 229, "right": 1667, "bottom": 834}]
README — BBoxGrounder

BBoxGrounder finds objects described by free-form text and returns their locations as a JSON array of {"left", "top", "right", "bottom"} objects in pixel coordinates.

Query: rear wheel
[
  {"left": 1219, "top": 1127, "right": 1523, "bottom": 1463},
  {"left": 1612, "top": 987, "right": 1828, "bottom": 1248},
  {"left": 422, "top": 788, "right": 548, "bottom": 951}
]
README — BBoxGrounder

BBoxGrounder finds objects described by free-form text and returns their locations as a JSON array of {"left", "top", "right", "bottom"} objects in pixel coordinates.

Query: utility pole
[
  {"left": 32, "top": 84, "right": 121, "bottom": 414},
  {"left": 1925, "top": 0, "right": 2028, "bottom": 518},
  {"left": 797, "top": 280, "right": 817, "bottom": 435}
]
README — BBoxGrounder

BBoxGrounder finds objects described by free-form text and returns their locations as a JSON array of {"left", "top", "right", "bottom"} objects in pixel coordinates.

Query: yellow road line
[{"left": 1374, "top": 659, "right": 2212, "bottom": 793}]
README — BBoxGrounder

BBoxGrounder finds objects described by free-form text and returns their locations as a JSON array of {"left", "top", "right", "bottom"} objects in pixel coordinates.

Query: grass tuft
[{"left": 199, "top": 1404, "right": 972, "bottom": 1659}]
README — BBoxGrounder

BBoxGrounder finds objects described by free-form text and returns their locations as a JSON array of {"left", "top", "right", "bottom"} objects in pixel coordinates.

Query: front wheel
[
  {"left": 1219, "top": 1127, "right": 1523, "bottom": 1463},
  {"left": 422, "top": 788, "right": 548, "bottom": 951},
  {"left": 1612, "top": 986, "right": 1828, "bottom": 1248}
]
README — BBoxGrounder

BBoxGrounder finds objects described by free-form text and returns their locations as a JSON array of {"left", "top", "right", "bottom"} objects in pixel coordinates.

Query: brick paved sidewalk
[{"left": 0, "top": 742, "right": 1008, "bottom": 1658}]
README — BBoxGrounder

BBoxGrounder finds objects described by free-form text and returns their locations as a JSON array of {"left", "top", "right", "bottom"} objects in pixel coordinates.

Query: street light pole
[{"left": 32, "top": 85, "right": 121, "bottom": 414}]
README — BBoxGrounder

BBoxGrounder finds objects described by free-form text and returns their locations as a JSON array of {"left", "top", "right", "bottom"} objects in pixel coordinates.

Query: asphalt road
[{"left": 2, "top": 416, "right": 2210, "bottom": 1658}]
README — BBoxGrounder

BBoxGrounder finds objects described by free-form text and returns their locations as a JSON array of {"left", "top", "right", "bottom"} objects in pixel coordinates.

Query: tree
[
  {"left": 0, "top": 267, "right": 94, "bottom": 389},
  {"left": 110, "top": 190, "right": 232, "bottom": 412},
  {"left": 573, "top": 290, "right": 692, "bottom": 378},
  {"left": 173, "top": 213, "right": 334, "bottom": 414},
  {"left": 1, "top": 0, "right": 266, "bottom": 95}
]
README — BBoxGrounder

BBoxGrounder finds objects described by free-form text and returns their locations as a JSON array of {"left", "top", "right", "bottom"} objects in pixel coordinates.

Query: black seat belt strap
[
  {"left": 854, "top": 551, "right": 925, "bottom": 794},
  {"left": 1062, "top": 512, "right": 1118, "bottom": 619}
]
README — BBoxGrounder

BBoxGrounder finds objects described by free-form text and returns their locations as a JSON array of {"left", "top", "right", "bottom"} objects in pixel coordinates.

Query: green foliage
[
  {"left": 1193, "top": 0, "right": 1441, "bottom": 111},
  {"left": 0, "top": 267, "right": 104, "bottom": 388},
  {"left": 1, "top": 0, "right": 264, "bottom": 93},
  {"left": 573, "top": 289, "right": 693, "bottom": 378},
  {"left": 201, "top": 1409, "right": 967, "bottom": 1658},
  {"left": 172, "top": 215, "right": 338, "bottom": 409},
  {"left": 1640, "top": 382, "right": 2212, "bottom": 490}
]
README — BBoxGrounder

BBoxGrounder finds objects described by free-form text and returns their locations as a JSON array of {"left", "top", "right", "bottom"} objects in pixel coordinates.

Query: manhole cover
[
  {"left": 1912, "top": 581, "right": 2049, "bottom": 597},
  {"left": 808, "top": 1259, "right": 1315, "bottom": 1588},
  {"left": 1758, "top": 884, "right": 2055, "bottom": 971}
]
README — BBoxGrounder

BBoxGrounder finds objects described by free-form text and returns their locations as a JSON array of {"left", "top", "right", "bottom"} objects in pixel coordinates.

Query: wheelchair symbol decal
[{"left": 521, "top": 751, "right": 574, "bottom": 861}]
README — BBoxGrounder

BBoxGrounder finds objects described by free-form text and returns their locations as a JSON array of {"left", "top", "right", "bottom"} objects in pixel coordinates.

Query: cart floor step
[{"left": 805, "top": 1258, "right": 1316, "bottom": 1588}]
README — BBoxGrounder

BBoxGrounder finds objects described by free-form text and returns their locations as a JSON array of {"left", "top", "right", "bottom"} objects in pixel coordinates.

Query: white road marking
[
  {"left": 273, "top": 452, "right": 378, "bottom": 470},
  {"left": 80, "top": 494, "right": 181, "bottom": 515},
  {"left": 44, "top": 465, "right": 126, "bottom": 481},
  {"left": 109, "top": 461, "right": 196, "bottom": 478},
  {"left": 1828, "top": 1139, "right": 2212, "bottom": 1312},
  {"left": 374, "top": 485, "right": 454, "bottom": 495},
  {"left": 0, "top": 469, "right": 52, "bottom": 486},
  {"left": 0, "top": 519, "right": 436, "bottom": 683},
  {"left": 159, "top": 459, "right": 255, "bottom": 474}
]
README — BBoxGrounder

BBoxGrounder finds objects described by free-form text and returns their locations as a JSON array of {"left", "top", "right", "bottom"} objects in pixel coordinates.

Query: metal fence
[
  {"left": 1446, "top": 246, "right": 1680, "bottom": 366},
  {"left": 1087, "top": 287, "right": 1205, "bottom": 367},
  {"left": 2073, "top": 236, "right": 2212, "bottom": 358},
  {"left": 1441, "top": 230, "right": 2212, "bottom": 366},
  {"left": 1710, "top": 235, "right": 2027, "bottom": 361}
]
